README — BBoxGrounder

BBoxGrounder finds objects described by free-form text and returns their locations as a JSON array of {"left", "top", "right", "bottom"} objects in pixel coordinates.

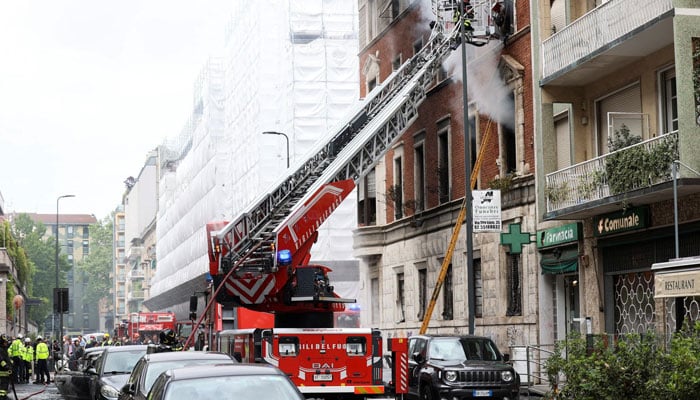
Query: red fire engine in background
[{"left": 127, "top": 311, "right": 176, "bottom": 343}]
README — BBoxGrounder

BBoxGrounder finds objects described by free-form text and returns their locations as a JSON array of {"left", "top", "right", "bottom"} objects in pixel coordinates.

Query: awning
[{"left": 540, "top": 246, "right": 578, "bottom": 274}]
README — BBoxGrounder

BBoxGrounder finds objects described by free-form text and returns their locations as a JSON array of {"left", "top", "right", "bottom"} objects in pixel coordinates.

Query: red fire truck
[
  {"left": 128, "top": 311, "right": 176, "bottom": 343},
  {"left": 195, "top": 10, "right": 483, "bottom": 398}
]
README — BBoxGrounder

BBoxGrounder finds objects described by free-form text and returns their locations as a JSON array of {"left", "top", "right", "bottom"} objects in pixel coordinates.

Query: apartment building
[
  {"left": 27, "top": 212, "right": 98, "bottom": 333},
  {"left": 533, "top": 0, "right": 700, "bottom": 342},
  {"left": 354, "top": 0, "right": 537, "bottom": 350}
]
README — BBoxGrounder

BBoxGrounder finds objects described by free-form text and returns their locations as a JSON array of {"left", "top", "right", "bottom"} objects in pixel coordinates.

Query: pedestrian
[
  {"left": 9, "top": 335, "right": 24, "bottom": 384},
  {"left": 0, "top": 335, "right": 12, "bottom": 400},
  {"left": 132, "top": 333, "right": 142, "bottom": 345},
  {"left": 22, "top": 338, "right": 33, "bottom": 384},
  {"left": 33, "top": 336, "right": 50, "bottom": 385},
  {"left": 50, "top": 340, "right": 61, "bottom": 372},
  {"left": 68, "top": 339, "right": 82, "bottom": 370},
  {"left": 85, "top": 336, "right": 98, "bottom": 349}
]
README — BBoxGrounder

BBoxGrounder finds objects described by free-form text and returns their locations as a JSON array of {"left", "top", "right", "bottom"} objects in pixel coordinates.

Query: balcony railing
[
  {"left": 128, "top": 291, "right": 145, "bottom": 301},
  {"left": 129, "top": 269, "right": 145, "bottom": 279},
  {"left": 542, "top": 0, "right": 673, "bottom": 79},
  {"left": 545, "top": 131, "right": 678, "bottom": 213}
]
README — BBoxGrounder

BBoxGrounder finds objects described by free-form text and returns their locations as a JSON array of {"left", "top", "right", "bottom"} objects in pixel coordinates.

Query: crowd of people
[{"left": 0, "top": 327, "right": 186, "bottom": 397}]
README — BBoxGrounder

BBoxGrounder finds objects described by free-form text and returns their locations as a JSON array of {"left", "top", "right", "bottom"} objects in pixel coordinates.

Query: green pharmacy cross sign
[{"left": 500, "top": 223, "right": 533, "bottom": 254}]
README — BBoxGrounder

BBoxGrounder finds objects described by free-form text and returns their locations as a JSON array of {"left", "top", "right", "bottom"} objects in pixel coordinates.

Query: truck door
[{"left": 407, "top": 336, "right": 427, "bottom": 398}]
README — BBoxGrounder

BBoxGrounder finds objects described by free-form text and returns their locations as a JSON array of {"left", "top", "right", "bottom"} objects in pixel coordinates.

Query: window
[
  {"left": 392, "top": 54, "right": 402, "bottom": 71},
  {"left": 368, "top": 77, "right": 377, "bottom": 93},
  {"left": 500, "top": 92, "right": 516, "bottom": 174},
  {"left": 469, "top": 113, "right": 477, "bottom": 171},
  {"left": 83, "top": 314, "right": 90, "bottom": 328},
  {"left": 438, "top": 125, "right": 450, "bottom": 204},
  {"left": 371, "top": 277, "right": 379, "bottom": 325},
  {"left": 118, "top": 233, "right": 125, "bottom": 248},
  {"left": 83, "top": 226, "right": 89, "bottom": 239},
  {"left": 506, "top": 254, "right": 522, "bottom": 316},
  {"left": 67, "top": 225, "right": 74, "bottom": 238},
  {"left": 393, "top": 156, "right": 403, "bottom": 219},
  {"left": 474, "top": 259, "right": 482, "bottom": 317},
  {"left": 659, "top": 67, "right": 678, "bottom": 133},
  {"left": 413, "top": 37, "right": 424, "bottom": 56},
  {"left": 414, "top": 140, "right": 425, "bottom": 212},
  {"left": 442, "top": 264, "right": 453, "bottom": 320},
  {"left": 554, "top": 105, "right": 572, "bottom": 170},
  {"left": 595, "top": 83, "right": 642, "bottom": 155},
  {"left": 418, "top": 267, "right": 427, "bottom": 320},
  {"left": 83, "top": 240, "right": 89, "bottom": 256},
  {"left": 358, "top": 169, "right": 377, "bottom": 226},
  {"left": 397, "top": 272, "right": 405, "bottom": 323}
]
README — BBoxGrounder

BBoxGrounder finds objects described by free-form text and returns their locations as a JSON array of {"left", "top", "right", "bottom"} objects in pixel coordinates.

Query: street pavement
[{"left": 6, "top": 380, "right": 63, "bottom": 400}]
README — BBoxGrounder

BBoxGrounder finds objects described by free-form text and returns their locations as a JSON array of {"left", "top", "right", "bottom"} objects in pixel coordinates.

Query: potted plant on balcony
[{"left": 604, "top": 124, "right": 677, "bottom": 195}]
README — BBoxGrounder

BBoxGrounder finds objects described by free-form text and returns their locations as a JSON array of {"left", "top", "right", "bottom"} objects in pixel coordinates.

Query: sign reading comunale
[{"left": 654, "top": 271, "right": 700, "bottom": 298}]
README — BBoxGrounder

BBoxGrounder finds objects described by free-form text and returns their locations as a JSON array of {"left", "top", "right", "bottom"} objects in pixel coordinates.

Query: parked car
[
  {"left": 55, "top": 345, "right": 148, "bottom": 400},
  {"left": 145, "top": 364, "right": 305, "bottom": 400},
  {"left": 118, "top": 351, "right": 236, "bottom": 400},
  {"left": 406, "top": 335, "right": 520, "bottom": 400}
]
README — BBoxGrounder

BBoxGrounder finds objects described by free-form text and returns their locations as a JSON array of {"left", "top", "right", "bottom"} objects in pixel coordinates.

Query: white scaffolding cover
[{"left": 152, "top": 0, "right": 360, "bottom": 302}]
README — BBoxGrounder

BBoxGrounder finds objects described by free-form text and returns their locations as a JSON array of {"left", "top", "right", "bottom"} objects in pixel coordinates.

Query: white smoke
[{"left": 442, "top": 41, "right": 515, "bottom": 128}]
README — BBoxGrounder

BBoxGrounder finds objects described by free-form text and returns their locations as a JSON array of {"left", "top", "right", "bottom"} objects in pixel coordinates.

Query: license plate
[
  {"left": 473, "top": 389, "right": 493, "bottom": 397},
  {"left": 313, "top": 374, "right": 333, "bottom": 382}
]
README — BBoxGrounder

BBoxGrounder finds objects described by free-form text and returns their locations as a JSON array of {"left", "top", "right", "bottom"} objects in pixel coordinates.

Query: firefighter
[
  {"left": 0, "top": 335, "right": 12, "bottom": 400},
  {"left": 33, "top": 336, "right": 50, "bottom": 384},
  {"left": 452, "top": 0, "right": 474, "bottom": 31},
  {"left": 155, "top": 329, "right": 183, "bottom": 352},
  {"left": 22, "top": 338, "right": 33, "bottom": 384},
  {"left": 101, "top": 333, "right": 114, "bottom": 346},
  {"left": 9, "top": 335, "right": 23, "bottom": 384}
]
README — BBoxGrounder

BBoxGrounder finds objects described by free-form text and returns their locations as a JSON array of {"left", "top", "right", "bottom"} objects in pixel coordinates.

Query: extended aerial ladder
[{"left": 196, "top": 0, "right": 507, "bottom": 335}]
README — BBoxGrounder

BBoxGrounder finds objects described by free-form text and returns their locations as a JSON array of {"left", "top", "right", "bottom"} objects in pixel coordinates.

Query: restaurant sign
[{"left": 654, "top": 270, "right": 700, "bottom": 298}]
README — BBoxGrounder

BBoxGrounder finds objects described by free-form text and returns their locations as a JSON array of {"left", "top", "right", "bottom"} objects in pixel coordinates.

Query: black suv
[{"left": 407, "top": 335, "right": 519, "bottom": 400}]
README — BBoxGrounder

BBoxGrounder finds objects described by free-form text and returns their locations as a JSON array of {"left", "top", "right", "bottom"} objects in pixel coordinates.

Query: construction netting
[{"left": 151, "top": 0, "right": 360, "bottom": 313}]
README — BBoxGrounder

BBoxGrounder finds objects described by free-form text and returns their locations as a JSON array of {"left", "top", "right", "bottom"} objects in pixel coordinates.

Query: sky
[{"left": 0, "top": 1, "right": 236, "bottom": 220}]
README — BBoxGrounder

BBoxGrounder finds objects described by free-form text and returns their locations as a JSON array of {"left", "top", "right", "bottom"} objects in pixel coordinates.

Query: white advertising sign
[{"left": 473, "top": 190, "right": 502, "bottom": 232}]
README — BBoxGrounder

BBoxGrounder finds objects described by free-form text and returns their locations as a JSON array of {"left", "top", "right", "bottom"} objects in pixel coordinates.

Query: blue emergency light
[{"left": 277, "top": 249, "right": 292, "bottom": 265}]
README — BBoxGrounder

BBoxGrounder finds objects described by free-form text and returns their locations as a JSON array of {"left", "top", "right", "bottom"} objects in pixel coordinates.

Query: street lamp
[
  {"left": 262, "top": 131, "right": 290, "bottom": 168},
  {"left": 55, "top": 194, "right": 75, "bottom": 352}
]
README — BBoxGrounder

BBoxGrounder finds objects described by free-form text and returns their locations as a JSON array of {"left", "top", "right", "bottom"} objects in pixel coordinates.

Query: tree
[
  {"left": 11, "top": 213, "right": 73, "bottom": 326},
  {"left": 76, "top": 215, "right": 113, "bottom": 311}
]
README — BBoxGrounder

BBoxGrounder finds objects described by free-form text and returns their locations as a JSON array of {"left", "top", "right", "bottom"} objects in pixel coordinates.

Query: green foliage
[
  {"left": 488, "top": 172, "right": 516, "bottom": 193},
  {"left": 11, "top": 214, "right": 70, "bottom": 324},
  {"left": 604, "top": 125, "right": 677, "bottom": 195},
  {"left": 545, "top": 180, "right": 568, "bottom": 204},
  {"left": 76, "top": 215, "right": 114, "bottom": 310},
  {"left": 546, "top": 325, "right": 700, "bottom": 400},
  {"left": 0, "top": 221, "right": 31, "bottom": 319}
]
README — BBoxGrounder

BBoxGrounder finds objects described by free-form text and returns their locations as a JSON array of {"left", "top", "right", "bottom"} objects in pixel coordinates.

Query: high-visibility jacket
[
  {"left": 9, "top": 339, "right": 22, "bottom": 358},
  {"left": 35, "top": 342, "right": 49, "bottom": 360},
  {"left": 23, "top": 345, "right": 34, "bottom": 362}
]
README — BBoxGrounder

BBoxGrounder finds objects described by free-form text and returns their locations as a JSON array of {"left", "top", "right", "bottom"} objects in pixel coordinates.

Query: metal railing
[
  {"left": 545, "top": 131, "right": 678, "bottom": 212},
  {"left": 542, "top": 0, "right": 673, "bottom": 78},
  {"left": 510, "top": 344, "right": 557, "bottom": 398}
]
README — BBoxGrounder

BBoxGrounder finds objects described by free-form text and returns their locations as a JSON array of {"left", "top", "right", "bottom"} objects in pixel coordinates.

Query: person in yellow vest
[
  {"left": 0, "top": 335, "right": 12, "bottom": 400},
  {"left": 22, "top": 338, "right": 33, "bottom": 384},
  {"left": 17, "top": 340, "right": 26, "bottom": 384},
  {"left": 9, "top": 335, "right": 24, "bottom": 384},
  {"left": 101, "top": 333, "right": 114, "bottom": 347},
  {"left": 33, "top": 336, "right": 50, "bottom": 385}
]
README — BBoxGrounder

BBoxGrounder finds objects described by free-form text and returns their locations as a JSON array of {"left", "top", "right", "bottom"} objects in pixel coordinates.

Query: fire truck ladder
[{"left": 210, "top": 22, "right": 470, "bottom": 276}]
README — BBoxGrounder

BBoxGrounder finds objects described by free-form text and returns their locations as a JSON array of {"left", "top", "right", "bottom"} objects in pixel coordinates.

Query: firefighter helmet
[
  {"left": 0, "top": 335, "right": 9, "bottom": 348},
  {"left": 159, "top": 329, "right": 177, "bottom": 346}
]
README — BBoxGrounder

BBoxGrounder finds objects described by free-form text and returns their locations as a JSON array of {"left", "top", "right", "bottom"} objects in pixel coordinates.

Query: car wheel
[{"left": 420, "top": 384, "right": 434, "bottom": 400}]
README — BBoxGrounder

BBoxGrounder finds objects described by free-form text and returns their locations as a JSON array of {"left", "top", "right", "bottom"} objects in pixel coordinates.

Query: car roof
[
  {"left": 102, "top": 345, "right": 150, "bottom": 353},
  {"left": 164, "top": 364, "right": 285, "bottom": 381},
  {"left": 141, "top": 351, "right": 233, "bottom": 363},
  {"left": 416, "top": 334, "right": 494, "bottom": 341}
]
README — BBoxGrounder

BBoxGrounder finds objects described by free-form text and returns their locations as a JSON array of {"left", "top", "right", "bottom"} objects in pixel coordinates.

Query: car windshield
[
  {"left": 164, "top": 375, "right": 303, "bottom": 400},
  {"left": 144, "top": 359, "right": 232, "bottom": 392},
  {"left": 102, "top": 350, "right": 147, "bottom": 374},
  {"left": 428, "top": 338, "right": 501, "bottom": 362}
]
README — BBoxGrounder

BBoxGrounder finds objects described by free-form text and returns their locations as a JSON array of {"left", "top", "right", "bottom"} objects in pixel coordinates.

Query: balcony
[
  {"left": 129, "top": 269, "right": 145, "bottom": 280},
  {"left": 541, "top": 0, "right": 673, "bottom": 85},
  {"left": 127, "top": 290, "right": 145, "bottom": 301},
  {"left": 127, "top": 246, "right": 143, "bottom": 263},
  {"left": 544, "top": 131, "right": 686, "bottom": 219}
]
